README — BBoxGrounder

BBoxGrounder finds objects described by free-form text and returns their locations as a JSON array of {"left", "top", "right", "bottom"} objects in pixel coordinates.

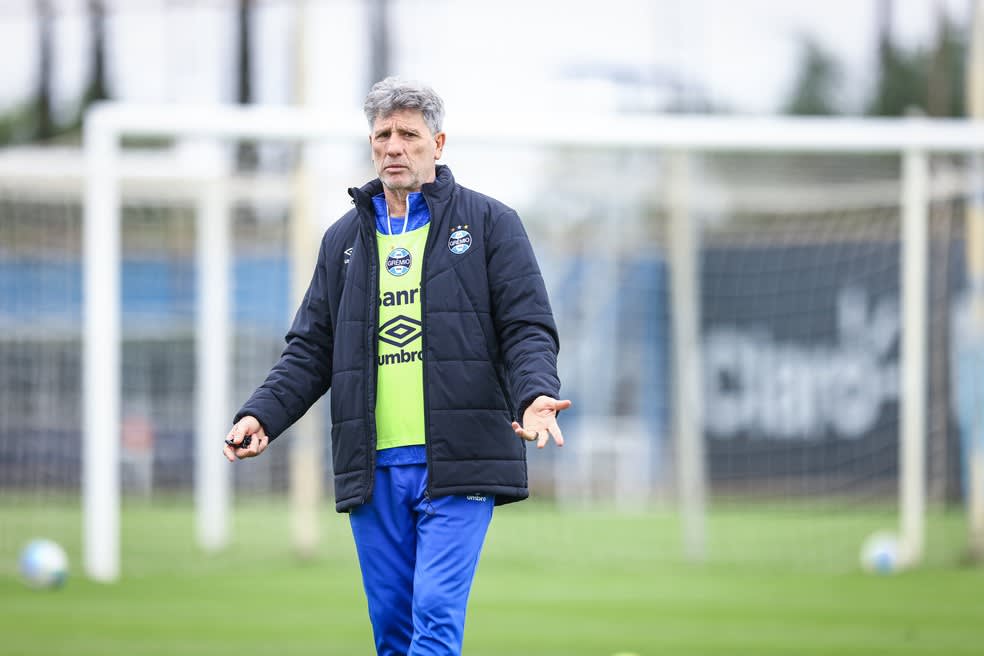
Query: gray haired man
[{"left": 225, "top": 77, "right": 570, "bottom": 655}]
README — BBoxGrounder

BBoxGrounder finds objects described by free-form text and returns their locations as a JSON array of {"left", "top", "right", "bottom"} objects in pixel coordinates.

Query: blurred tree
[
  {"left": 82, "top": 0, "right": 108, "bottom": 107},
  {"left": 782, "top": 36, "right": 843, "bottom": 115},
  {"left": 866, "top": 1, "right": 965, "bottom": 117},
  {"left": 62, "top": 0, "right": 110, "bottom": 133},
  {"left": 0, "top": 1, "right": 110, "bottom": 145},
  {"left": 0, "top": 104, "right": 37, "bottom": 145},
  {"left": 866, "top": 41, "right": 930, "bottom": 115},
  {"left": 35, "top": 0, "right": 55, "bottom": 141},
  {"left": 780, "top": 0, "right": 967, "bottom": 118},
  {"left": 925, "top": 8, "right": 966, "bottom": 117},
  {"left": 368, "top": 0, "right": 391, "bottom": 88},
  {"left": 236, "top": 0, "right": 259, "bottom": 170}
]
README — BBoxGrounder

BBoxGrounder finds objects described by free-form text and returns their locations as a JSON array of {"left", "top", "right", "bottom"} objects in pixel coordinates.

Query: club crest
[
  {"left": 448, "top": 228, "right": 472, "bottom": 255},
  {"left": 386, "top": 247, "right": 412, "bottom": 276}
]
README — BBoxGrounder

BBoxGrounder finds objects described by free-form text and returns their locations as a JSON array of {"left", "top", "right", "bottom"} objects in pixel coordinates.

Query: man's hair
[{"left": 363, "top": 77, "right": 445, "bottom": 136}]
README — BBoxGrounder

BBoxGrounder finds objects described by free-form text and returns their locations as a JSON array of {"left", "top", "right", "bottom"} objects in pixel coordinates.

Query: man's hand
[
  {"left": 511, "top": 396, "right": 572, "bottom": 449},
  {"left": 223, "top": 416, "right": 270, "bottom": 462}
]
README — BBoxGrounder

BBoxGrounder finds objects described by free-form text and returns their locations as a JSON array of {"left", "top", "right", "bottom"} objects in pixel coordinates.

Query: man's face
[{"left": 370, "top": 109, "right": 445, "bottom": 195}]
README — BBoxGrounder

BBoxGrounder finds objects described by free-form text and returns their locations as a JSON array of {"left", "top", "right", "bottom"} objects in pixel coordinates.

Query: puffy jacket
[{"left": 235, "top": 165, "right": 561, "bottom": 511}]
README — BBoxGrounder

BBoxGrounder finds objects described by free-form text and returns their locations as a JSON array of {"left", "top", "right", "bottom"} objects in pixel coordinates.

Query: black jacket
[{"left": 235, "top": 165, "right": 560, "bottom": 511}]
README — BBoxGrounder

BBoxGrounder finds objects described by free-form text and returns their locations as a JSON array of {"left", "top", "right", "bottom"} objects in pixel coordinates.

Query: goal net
[
  {"left": 0, "top": 108, "right": 977, "bottom": 578},
  {"left": 545, "top": 144, "right": 968, "bottom": 571},
  {"left": 0, "top": 146, "right": 304, "bottom": 576}
]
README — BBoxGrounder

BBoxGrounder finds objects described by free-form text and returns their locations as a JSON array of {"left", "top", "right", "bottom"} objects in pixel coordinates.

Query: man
[{"left": 223, "top": 77, "right": 570, "bottom": 656}]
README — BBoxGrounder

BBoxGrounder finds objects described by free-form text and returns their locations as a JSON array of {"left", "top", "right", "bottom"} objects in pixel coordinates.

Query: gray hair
[{"left": 363, "top": 77, "right": 445, "bottom": 136}]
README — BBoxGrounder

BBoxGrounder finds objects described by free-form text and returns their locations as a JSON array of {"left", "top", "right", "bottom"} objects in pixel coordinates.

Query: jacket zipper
[
  {"left": 359, "top": 193, "right": 380, "bottom": 504},
  {"left": 419, "top": 193, "right": 443, "bottom": 499}
]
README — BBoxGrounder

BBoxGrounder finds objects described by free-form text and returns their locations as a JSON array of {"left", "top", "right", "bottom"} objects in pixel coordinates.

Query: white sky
[{"left": 0, "top": 0, "right": 974, "bottom": 118}]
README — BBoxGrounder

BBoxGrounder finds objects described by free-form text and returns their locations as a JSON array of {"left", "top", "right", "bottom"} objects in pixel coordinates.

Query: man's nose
[{"left": 386, "top": 137, "right": 404, "bottom": 156}]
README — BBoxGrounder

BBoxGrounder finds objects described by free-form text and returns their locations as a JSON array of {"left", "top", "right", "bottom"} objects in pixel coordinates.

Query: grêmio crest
[
  {"left": 386, "top": 248, "right": 412, "bottom": 276},
  {"left": 448, "top": 225, "right": 472, "bottom": 255}
]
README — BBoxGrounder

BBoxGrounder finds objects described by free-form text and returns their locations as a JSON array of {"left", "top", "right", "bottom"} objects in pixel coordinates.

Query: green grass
[{"left": 1, "top": 499, "right": 982, "bottom": 655}]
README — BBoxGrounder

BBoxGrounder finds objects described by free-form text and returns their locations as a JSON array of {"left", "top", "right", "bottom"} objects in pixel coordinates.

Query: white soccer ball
[
  {"left": 19, "top": 539, "right": 69, "bottom": 589},
  {"left": 860, "top": 530, "right": 901, "bottom": 574}
]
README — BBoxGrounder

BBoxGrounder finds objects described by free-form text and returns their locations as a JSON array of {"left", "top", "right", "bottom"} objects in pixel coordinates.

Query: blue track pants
[{"left": 349, "top": 463, "right": 494, "bottom": 656}]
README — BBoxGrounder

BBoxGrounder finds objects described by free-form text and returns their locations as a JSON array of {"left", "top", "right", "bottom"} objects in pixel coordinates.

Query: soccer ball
[
  {"left": 19, "top": 539, "right": 69, "bottom": 589},
  {"left": 859, "top": 531, "right": 900, "bottom": 574}
]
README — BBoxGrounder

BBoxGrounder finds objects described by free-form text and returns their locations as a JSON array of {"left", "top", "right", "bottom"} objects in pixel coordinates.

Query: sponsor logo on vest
[
  {"left": 466, "top": 494, "right": 487, "bottom": 502},
  {"left": 386, "top": 247, "right": 412, "bottom": 276},
  {"left": 379, "top": 287, "right": 419, "bottom": 307},
  {"left": 448, "top": 228, "right": 472, "bottom": 255},
  {"left": 343, "top": 246, "right": 353, "bottom": 265},
  {"left": 379, "top": 315, "right": 421, "bottom": 348},
  {"left": 378, "top": 349, "right": 424, "bottom": 366}
]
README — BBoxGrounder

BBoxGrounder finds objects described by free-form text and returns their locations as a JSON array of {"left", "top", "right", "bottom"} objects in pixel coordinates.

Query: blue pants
[{"left": 349, "top": 464, "right": 494, "bottom": 656}]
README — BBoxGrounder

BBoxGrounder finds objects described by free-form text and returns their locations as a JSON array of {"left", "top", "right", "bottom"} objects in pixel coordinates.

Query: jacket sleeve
[
  {"left": 233, "top": 231, "right": 336, "bottom": 440},
  {"left": 486, "top": 208, "right": 561, "bottom": 420}
]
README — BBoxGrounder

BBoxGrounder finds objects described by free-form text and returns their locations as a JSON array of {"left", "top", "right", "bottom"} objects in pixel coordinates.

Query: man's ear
[{"left": 434, "top": 132, "right": 446, "bottom": 160}]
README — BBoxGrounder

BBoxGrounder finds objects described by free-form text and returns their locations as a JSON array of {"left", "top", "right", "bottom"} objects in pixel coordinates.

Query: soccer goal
[{"left": 3, "top": 105, "right": 983, "bottom": 581}]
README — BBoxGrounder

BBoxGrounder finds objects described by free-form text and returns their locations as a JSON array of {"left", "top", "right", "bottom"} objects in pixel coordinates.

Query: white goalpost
[
  {"left": 81, "top": 136, "right": 242, "bottom": 580},
  {"left": 81, "top": 103, "right": 984, "bottom": 580},
  {"left": 82, "top": 106, "right": 367, "bottom": 581}
]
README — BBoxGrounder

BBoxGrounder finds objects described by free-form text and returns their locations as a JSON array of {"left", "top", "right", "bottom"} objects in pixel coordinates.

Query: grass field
[{"left": 1, "top": 499, "right": 983, "bottom": 655}]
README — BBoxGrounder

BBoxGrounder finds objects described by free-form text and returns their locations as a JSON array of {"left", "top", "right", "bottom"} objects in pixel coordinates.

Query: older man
[{"left": 224, "top": 77, "right": 570, "bottom": 655}]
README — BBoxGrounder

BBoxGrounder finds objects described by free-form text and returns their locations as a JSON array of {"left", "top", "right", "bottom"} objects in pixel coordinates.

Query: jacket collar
[
  {"left": 349, "top": 164, "right": 455, "bottom": 213},
  {"left": 422, "top": 164, "right": 455, "bottom": 203}
]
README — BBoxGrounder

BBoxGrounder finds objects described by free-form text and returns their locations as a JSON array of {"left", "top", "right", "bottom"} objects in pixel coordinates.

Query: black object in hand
[{"left": 225, "top": 435, "right": 252, "bottom": 449}]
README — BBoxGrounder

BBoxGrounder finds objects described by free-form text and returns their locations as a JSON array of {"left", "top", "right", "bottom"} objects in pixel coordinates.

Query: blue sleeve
[
  {"left": 486, "top": 209, "right": 561, "bottom": 419},
  {"left": 233, "top": 232, "right": 335, "bottom": 440}
]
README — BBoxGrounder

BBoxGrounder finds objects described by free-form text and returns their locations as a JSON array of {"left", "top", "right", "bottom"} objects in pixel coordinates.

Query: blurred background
[{"left": 2, "top": 1, "right": 984, "bottom": 654}]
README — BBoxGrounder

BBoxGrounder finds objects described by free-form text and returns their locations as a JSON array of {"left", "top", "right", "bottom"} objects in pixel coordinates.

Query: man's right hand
[{"left": 223, "top": 416, "right": 269, "bottom": 462}]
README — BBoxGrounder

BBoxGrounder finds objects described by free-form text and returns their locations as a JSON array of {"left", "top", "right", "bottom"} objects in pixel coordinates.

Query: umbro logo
[
  {"left": 343, "top": 247, "right": 353, "bottom": 265},
  {"left": 379, "top": 315, "right": 421, "bottom": 348}
]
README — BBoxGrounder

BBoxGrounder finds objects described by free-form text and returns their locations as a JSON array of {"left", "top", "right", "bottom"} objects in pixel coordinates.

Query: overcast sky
[{"left": 0, "top": 0, "right": 974, "bottom": 120}]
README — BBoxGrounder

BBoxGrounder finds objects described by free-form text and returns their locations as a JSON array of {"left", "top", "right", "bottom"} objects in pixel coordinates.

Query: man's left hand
[{"left": 512, "top": 395, "right": 572, "bottom": 449}]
